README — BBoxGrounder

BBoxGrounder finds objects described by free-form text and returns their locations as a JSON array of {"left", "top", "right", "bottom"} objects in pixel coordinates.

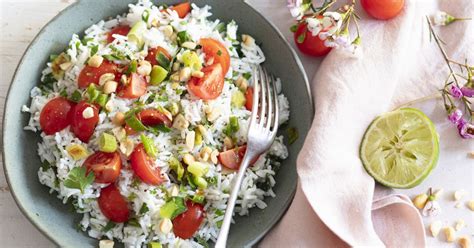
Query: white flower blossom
[
  {"left": 322, "top": 12, "right": 342, "bottom": 35},
  {"left": 335, "top": 35, "right": 351, "bottom": 48},
  {"left": 306, "top": 17, "right": 323, "bottom": 36},
  {"left": 287, "top": 0, "right": 306, "bottom": 20},
  {"left": 431, "top": 11, "right": 456, "bottom": 26}
]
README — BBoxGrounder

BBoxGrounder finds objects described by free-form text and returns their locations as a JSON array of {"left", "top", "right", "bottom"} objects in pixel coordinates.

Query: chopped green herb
[
  {"left": 168, "top": 156, "right": 184, "bottom": 181},
  {"left": 102, "top": 221, "right": 116, "bottom": 232},
  {"left": 41, "top": 161, "right": 51, "bottom": 172},
  {"left": 60, "top": 89, "right": 68, "bottom": 97},
  {"left": 297, "top": 32, "right": 306, "bottom": 44},
  {"left": 287, "top": 127, "right": 299, "bottom": 144},
  {"left": 96, "top": 94, "right": 108, "bottom": 108},
  {"left": 215, "top": 209, "right": 224, "bottom": 228},
  {"left": 191, "top": 193, "right": 205, "bottom": 204},
  {"left": 142, "top": 9, "right": 150, "bottom": 22},
  {"left": 90, "top": 45, "right": 99, "bottom": 56},
  {"left": 70, "top": 90, "right": 82, "bottom": 102},
  {"left": 75, "top": 41, "right": 81, "bottom": 50},
  {"left": 128, "top": 192, "right": 137, "bottom": 201},
  {"left": 127, "top": 218, "right": 140, "bottom": 227},
  {"left": 207, "top": 176, "right": 218, "bottom": 186},
  {"left": 39, "top": 73, "right": 57, "bottom": 92},
  {"left": 139, "top": 203, "right": 150, "bottom": 215},
  {"left": 290, "top": 24, "right": 298, "bottom": 33},
  {"left": 81, "top": 37, "right": 93, "bottom": 46},
  {"left": 242, "top": 72, "right": 252, "bottom": 80},
  {"left": 125, "top": 115, "right": 148, "bottom": 132},
  {"left": 195, "top": 236, "right": 209, "bottom": 248},
  {"left": 223, "top": 116, "right": 240, "bottom": 136},
  {"left": 156, "top": 53, "right": 171, "bottom": 70},
  {"left": 217, "top": 49, "right": 222, "bottom": 56},
  {"left": 177, "top": 31, "right": 191, "bottom": 46},
  {"left": 140, "top": 134, "right": 158, "bottom": 158},
  {"left": 63, "top": 167, "right": 94, "bottom": 194},
  {"left": 215, "top": 22, "right": 226, "bottom": 33},
  {"left": 148, "top": 124, "right": 172, "bottom": 134},
  {"left": 159, "top": 197, "right": 187, "bottom": 219}
]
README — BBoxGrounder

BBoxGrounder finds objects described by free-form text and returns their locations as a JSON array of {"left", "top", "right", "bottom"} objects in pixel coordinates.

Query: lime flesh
[{"left": 360, "top": 108, "right": 439, "bottom": 189}]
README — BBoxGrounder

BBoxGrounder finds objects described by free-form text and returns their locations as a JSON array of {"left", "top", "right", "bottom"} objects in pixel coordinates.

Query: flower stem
[{"left": 393, "top": 92, "right": 443, "bottom": 110}]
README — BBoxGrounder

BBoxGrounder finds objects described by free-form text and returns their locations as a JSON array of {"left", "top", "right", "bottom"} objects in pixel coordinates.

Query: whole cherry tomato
[
  {"left": 39, "top": 97, "right": 74, "bottom": 135},
  {"left": 361, "top": 0, "right": 404, "bottom": 20},
  {"left": 294, "top": 21, "right": 331, "bottom": 57}
]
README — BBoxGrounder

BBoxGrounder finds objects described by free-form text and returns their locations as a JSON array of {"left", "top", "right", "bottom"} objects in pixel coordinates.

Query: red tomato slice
[
  {"left": 145, "top": 46, "right": 172, "bottom": 66},
  {"left": 117, "top": 73, "right": 147, "bottom": 99},
  {"left": 294, "top": 22, "right": 331, "bottom": 57},
  {"left": 218, "top": 145, "right": 259, "bottom": 170},
  {"left": 39, "top": 97, "right": 74, "bottom": 135},
  {"left": 187, "top": 63, "right": 224, "bottom": 100},
  {"left": 130, "top": 144, "right": 164, "bottom": 185},
  {"left": 107, "top": 25, "right": 131, "bottom": 43},
  {"left": 361, "top": 0, "right": 404, "bottom": 20},
  {"left": 172, "top": 200, "right": 205, "bottom": 239},
  {"left": 124, "top": 124, "right": 137, "bottom": 136},
  {"left": 98, "top": 184, "right": 130, "bottom": 223},
  {"left": 77, "top": 60, "right": 117, "bottom": 88},
  {"left": 84, "top": 151, "right": 122, "bottom": 184},
  {"left": 71, "top": 101, "right": 99, "bottom": 143},
  {"left": 138, "top": 109, "right": 172, "bottom": 127},
  {"left": 200, "top": 38, "right": 230, "bottom": 76},
  {"left": 244, "top": 87, "right": 253, "bottom": 111}
]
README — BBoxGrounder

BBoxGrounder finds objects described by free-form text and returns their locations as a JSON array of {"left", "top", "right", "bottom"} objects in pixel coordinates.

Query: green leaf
[
  {"left": 242, "top": 72, "right": 252, "bottom": 80},
  {"left": 70, "top": 90, "right": 82, "bottom": 102},
  {"left": 217, "top": 49, "right": 222, "bottom": 56},
  {"left": 177, "top": 31, "right": 191, "bottom": 46},
  {"left": 287, "top": 127, "right": 299, "bottom": 144},
  {"left": 195, "top": 236, "right": 209, "bottom": 248},
  {"left": 41, "top": 161, "right": 51, "bottom": 172},
  {"left": 297, "top": 32, "right": 306, "bottom": 44},
  {"left": 125, "top": 115, "right": 148, "bottom": 132},
  {"left": 63, "top": 167, "right": 95, "bottom": 193},
  {"left": 102, "top": 221, "right": 116, "bottom": 232},
  {"left": 139, "top": 203, "right": 150, "bottom": 215},
  {"left": 168, "top": 156, "right": 184, "bottom": 181},
  {"left": 148, "top": 124, "right": 172, "bottom": 134},
  {"left": 159, "top": 197, "right": 187, "bottom": 219},
  {"left": 81, "top": 37, "right": 93, "bottom": 46},
  {"left": 127, "top": 218, "right": 140, "bottom": 227},
  {"left": 90, "top": 45, "right": 99, "bottom": 56},
  {"left": 215, "top": 22, "right": 226, "bottom": 33},
  {"left": 290, "top": 24, "right": 298, "bottom": 33}
]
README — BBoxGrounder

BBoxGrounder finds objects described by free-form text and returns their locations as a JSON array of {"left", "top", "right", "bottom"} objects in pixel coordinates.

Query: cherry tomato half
[
  {"left": 84, "top": 151, "right": 122, "bottom": 184},
  {"left": 138, "top": 109, "right": 172, "bottom": 127},
  {"left": 107, "top": 25, "right": 131, "bottom": 43},
  {"left": 361, "top": 0, "right": 404, "bottom": 20},
  {"left": 187, "top": 63, "right": 224, "bottom": 100},
  {"left": 117, "top": 73, "right": 147, "bottom": 99},
  {"left": 98, "top": 184, "right": 130, "bottom": 223},
  {"left": 161, "top": 2, "right": 191, "bottom": 18},
  {"left": 130, "top": 143, "right": 164, "bottom": 185},
  {"left": 39, "top": 97, "right": 74, "bottom": 135},
  {"left": 200, "top": 38, "right": 230, "bottom": 76},
  {"left": 294, "top": 22, "right": 331, "bottom": 57},
  {"left": 71, "top": 101, "right": 99, "bottom": 143},
  {"left": 77, "top": 60, "right": 117, "bottom": 88},
  {"left": 145, "top": 46, "right": 172, "bottom": 66},
  {"left": 244, "top": 87, "right": 253, "bottom": 111},
  {"left": 172, "top": 200, "right": 206, "bottom": 239}
]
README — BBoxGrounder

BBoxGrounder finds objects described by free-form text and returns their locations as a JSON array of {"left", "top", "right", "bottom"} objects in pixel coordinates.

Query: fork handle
[{"left": 215, "top": 152, "right": 255, "bottom": 248}]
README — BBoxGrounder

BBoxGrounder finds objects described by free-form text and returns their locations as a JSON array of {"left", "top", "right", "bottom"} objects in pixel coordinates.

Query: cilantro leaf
[{"left": 63, "top": 167, "right": 95, "bottom": 193}]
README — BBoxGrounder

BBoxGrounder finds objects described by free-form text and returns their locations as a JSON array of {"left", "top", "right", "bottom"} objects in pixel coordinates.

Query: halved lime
[{"left": 360, "top": 108, "right": 439, "bottom": 189}]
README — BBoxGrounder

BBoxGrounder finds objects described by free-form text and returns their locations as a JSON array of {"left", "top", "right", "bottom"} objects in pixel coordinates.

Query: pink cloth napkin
[{"left": 260, "top": 0, "right": 473, "bottom": 246}]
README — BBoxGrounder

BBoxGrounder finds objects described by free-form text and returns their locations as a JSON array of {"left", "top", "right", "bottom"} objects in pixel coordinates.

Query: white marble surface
[{"left": 0, "top": 0, "right": 472, "bottom": 247}]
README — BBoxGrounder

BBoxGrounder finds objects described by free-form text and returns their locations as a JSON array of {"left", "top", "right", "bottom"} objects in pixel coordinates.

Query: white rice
[{"left": 24, "top": 1, "right": 290, "bottom": 247}]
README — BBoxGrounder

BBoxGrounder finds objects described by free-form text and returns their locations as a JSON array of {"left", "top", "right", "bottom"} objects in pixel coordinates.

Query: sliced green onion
[
  {"left": 224, "top": 116, "right": 240, "bottom": 136},
  {"left": 139, "top": 203, "right": 149, "bottom": 214},
  {"left": 242, "top": 72, "right": 252, "bottom": 80},
  {"left": 297, "top": 32, "right": 306, "bottom": 44},
  {"left": 231, "top": 91, "right": 246, "bottom": 108},
  {"left": 215, "top": 22, "right": 226, "bottom": 33},
  {"left": 181, "top": 50, "right": 202, "bottom": 71},
  {"left": 193, "top": 176, "right": 208, "bottom": 189},
  {"left": 125, "top": 115, "right": 147, "bottom": 131},
  {"left": 99, "top": 133, "right": 117, "bottom": 152},
  {"left": 188, "top": 162, "right": 209, "bottom": 177},
  {"left": 96, "top": 94, "right": 108, "bottom": 108},
  {"left": 159, "top": 197, "right": 187, "bottom": 219},
  {"left": 150, "top": 65, "right": 168, "bottom": 85},
  {"left": 148, "top": 124, "right": 172, "bottom": 134},
  {"left": 140, "top": 134, "right": 157, "bottom": 158},
  {"left": 142, "top": 9, "right": 150, "bottom": 23},
  {"left": 192, "top": 193, "right": 205, "bottom": 204},
  {"left": 87, "top": 84, "right": 99, "bottom": 103},
  {"left": 156, "top": 52, "right": 171, "bottom": 70},
  {"left": 102, "top": 221, "right": 116, "bottom": 232},
  {"left": 148, "top": 242, "right": 162, "bottom": 248},
  {"left": 177, "top": 31, "right": 191, "bottom": 46},
  {"left": 90, "top": 45, "right": 99, "bottom": 56},
  {"left": 128, "top": 21, "right": 147, "bottom": 47},
  {"left": 127, "top": 218, "right": 140, "bottom": 227},
  {"left": 168, "top": 156, "right": 184, "bottom": 181}
]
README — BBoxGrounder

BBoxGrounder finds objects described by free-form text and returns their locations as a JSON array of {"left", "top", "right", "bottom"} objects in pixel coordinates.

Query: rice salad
[{"left": 23, "top": 1, "right": 290, "bottom": 247}]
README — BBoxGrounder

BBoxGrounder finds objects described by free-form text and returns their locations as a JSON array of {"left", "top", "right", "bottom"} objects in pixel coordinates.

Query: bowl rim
[{"left": 2, "top": 0, "right": 314, "bottom": 246}]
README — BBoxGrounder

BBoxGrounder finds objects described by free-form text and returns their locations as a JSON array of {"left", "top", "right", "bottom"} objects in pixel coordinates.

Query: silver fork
[{"left": 215, "top": 65, "right": 279, "bottom": 248}]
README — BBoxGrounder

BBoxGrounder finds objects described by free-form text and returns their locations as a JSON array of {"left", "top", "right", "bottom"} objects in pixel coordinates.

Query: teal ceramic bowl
[{"left": 2, "top": 0, "right": 313, "bottom": 247}]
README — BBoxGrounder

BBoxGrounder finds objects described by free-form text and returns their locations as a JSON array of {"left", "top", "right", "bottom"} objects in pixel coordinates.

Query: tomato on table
[
  {"left": 40, "top": 97, "right": 74, "bottom": 135},
  {"left": 71, "top": 101, "right": 99, "bottom": 143},
  {"left": 162, "top": 2, "right": 191, "bottom": 18},
  {"left": 187, "top": 63, "right": 224, "bottom": 100},
  {"left": 130, "top": 143, "right": 164, "bottom": 185},
  {"left": 294, "top": 21, "right": 331, "bottom": 57},
  {"left": 361, "top": 0, "right": 404, "bottom": 20},
  {"left": 145, "top": 46, "right": 172, "bottom": 66},
  {"left": 172, "top": 200, "right": 205, "bottom": 239},
  {"left": 244, "top": 87, "right": 253, "bottom": 111},
  {"left": 138, "top": 109, "right": 172, "bottom": 127},
  {"left": 98, "top": 184, "right": 130, "bottom": 223},
  {"left": 117, "top": 73, "right": 147, "bottom": 99},
  {"left": 83, "top": 151, "right": 122, "bottom": 184},
  {"left": 199, "top": 38, "right": 230, "bottom": 76},
  {"left": 77, "top": 60, "right": 117, "bottom": 88},
  {"left": 107, "top": 25, "right": 131, "bottom": 43},
  {"left": 218, "top": 145, "right": 259, "bottom": 170}
]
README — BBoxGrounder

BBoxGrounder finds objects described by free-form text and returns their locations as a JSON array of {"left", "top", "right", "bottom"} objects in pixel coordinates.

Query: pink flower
[
  {"left": 450, "top": 85, "right": 463, "bottom": 99},
  {"left": 457, "top": 120, "right": 474, "bottom": 139},
  {"left": 447, "top": 109, "right": 463, "bottom": 124},
  {"left": 461, "top": 86, "right": 474, "bottom": 97}
]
